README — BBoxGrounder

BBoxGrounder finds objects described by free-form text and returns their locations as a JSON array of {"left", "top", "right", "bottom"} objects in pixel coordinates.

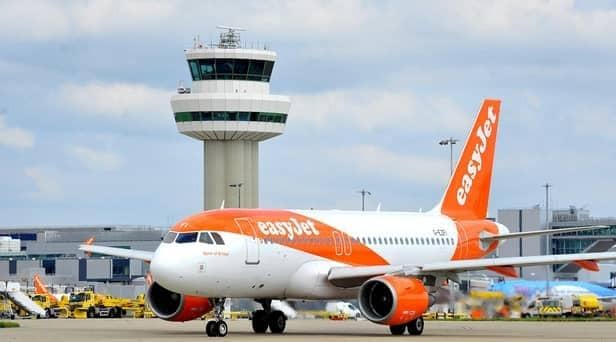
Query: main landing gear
[
  {"left": 205, "top": 298, "right": 228, "bottom": 337},
  {"left": 389, "top": 316, "right": 424, "bottom": 336},
  {"left": 251, "top": 299, "right": 287, "bottom": 334}
]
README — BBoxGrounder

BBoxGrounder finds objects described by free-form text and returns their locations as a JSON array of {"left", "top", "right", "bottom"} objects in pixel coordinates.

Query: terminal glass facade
[{"left": 188, "top": 59, "right": 274, "bottom": 82}]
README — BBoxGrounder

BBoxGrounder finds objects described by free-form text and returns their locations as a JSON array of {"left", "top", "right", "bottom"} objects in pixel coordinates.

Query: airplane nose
[{"left": 150, "top": 245, "right": 185, "bottom": 289}]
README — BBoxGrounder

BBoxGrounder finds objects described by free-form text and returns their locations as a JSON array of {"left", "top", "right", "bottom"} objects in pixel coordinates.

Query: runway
[{"left": 3, "top": 319, "right": 615, "bottom": 342}]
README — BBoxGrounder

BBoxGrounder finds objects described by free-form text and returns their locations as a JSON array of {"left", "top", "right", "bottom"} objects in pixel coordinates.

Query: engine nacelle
[
  {"left": 358, "top": 275, "right": 429, "bottom": 326},
  {"left": 146, "top": 282, "right": 213, "bottom": 321}
]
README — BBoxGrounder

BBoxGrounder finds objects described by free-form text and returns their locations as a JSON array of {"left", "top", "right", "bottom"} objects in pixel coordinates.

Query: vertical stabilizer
[{"left": 437, "top": 99, "right": 501, "bottom": 220}]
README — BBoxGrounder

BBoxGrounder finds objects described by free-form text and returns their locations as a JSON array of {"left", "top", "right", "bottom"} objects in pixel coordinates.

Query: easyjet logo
[
  {"left": 456, "top": 106, "right": 497, "bottom": 206},
  {"left": 256, "top": 218, "right": 320, "bottom": 241}
]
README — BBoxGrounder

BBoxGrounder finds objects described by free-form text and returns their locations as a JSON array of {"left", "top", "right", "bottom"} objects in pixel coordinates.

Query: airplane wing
[
  {"left": 480, "top": 225, "right": 609, "bottom": 242},
  {"left": 328, "top": 252, "right": 616, "bottom": 288},
  {"left": 79, "top": 244, "right": 154, "bottom": 262}
]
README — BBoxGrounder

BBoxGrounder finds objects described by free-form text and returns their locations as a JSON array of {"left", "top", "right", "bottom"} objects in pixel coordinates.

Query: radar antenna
[{"left": 216, "top": 25, "right": 246, "bottom": 49}]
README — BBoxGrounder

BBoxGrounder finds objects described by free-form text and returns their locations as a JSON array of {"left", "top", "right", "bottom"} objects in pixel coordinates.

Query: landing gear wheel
[
  {"left": 206, "top": 321, "right": 217, "bottom": 337},
  {"left": 407, "top": 317, "right": 424, "bottom": 336},
  {"left": 87, "top": 307, "right": 95, "bottom": 318},
  {"left": 389, "top": 324, "right": 406, "bottom": 335},
  {"left": 268, "top": 310, "right": 286, "bottom": 334},
  {"left": 251, "top": 310, "right": 268, "bottom": 333},
  {"left": 216, "top": 321, "right": 228, "bottom": 337}
]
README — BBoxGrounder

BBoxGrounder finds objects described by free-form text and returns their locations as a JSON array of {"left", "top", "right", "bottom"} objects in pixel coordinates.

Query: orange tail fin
[
  {"left": 33, "top": 273, "right": 48, "bottom": 295},
  {"left": 84, "top": 236, "right": 95, "bottom": 257},
  {"left": 437, "top": 99, "right": 501, "bottom": 220}
]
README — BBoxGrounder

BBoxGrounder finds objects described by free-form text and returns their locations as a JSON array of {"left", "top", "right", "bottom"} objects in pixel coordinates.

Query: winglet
[
  {"left": 84, "top": 236, "right": 95, "bottom": 257},
  {"left": 435, "top": 99, "right": 501, "bottom": 220}
]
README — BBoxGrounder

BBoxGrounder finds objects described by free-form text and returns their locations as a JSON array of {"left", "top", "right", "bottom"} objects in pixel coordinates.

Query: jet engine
[
  {"left": 358, "top": 275, "right": 429, "bottom": 326},
  {"left": 146, "top": 282, "right": 213, "bottom": 321}
]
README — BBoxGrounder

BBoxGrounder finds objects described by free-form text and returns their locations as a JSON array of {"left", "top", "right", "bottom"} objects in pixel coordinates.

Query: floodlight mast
[{"left": 216, "top": 26, "right": 246, "bottom": 49}]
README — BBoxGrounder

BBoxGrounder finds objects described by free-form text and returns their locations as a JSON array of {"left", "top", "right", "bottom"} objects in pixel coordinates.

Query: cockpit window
[
  {"left": 162, "top": 232, "right": 177, "bottom": 243},
  {"left": 175, "top": 232, "right": 198, "bottom": 244},
  {"left": 199, "top": 232, "right": 214, "bottom": 244},
  {"left": 211, "top": 232, "right": 225, "bottom": 245}
]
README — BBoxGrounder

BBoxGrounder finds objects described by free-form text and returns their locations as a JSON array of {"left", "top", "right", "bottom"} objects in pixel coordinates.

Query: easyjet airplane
[{"left": 81, "top": 99, "right": 616, "bottom": 337}]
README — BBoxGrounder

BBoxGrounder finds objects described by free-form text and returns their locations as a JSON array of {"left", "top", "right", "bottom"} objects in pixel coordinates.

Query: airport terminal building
[
  {"left": 498, "top": 206, "right": 616, "bottom": 285},
  {"left": 0, "top": 225, "right": 164, "bottom": 286}
]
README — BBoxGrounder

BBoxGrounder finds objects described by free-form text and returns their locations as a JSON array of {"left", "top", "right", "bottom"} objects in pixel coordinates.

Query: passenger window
[
  {"left": 378, "top": 237, "right": 382, "bottom": 244},
  {"left": 199, "top": 232, "right": 214, "bottom": 244},
  {"left": 211, "top": 232, "right": 225, "bottom": 245},
  {"left": 162, "top": 232, "right": 177, "bottom": 243},
  {"left": 420, "top": 238, "right": 424, "bottom": 245},
  {"left": 431, "top": 238, "right": 435, "bottom": 245},
  {"left": 176, "top": 232, "right": 198, "bottom": 244}
]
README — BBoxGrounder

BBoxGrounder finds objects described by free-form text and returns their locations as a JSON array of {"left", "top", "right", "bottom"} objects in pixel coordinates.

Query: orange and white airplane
[{"left": 81, "top": 99, "right": 616, "bottom": 337}]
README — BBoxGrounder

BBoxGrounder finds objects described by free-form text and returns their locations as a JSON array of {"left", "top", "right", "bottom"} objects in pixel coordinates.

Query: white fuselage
[{"left": 150, "top": 210, "right": 507, "bottom": 300}]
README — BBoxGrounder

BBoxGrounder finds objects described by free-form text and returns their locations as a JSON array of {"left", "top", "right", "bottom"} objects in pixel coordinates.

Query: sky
[{"left": 1, "top": 0, "right": 616, "bottom": 227}]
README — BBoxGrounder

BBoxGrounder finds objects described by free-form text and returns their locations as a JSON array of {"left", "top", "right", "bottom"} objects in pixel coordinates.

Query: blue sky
[{"left": 1, "top": 1, "right": 616, "bottom": 226}]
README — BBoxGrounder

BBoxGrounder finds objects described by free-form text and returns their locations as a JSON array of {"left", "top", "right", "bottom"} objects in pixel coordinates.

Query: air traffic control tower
[{"left": 171, "top": 27, "right": 290, "bottom": 210}]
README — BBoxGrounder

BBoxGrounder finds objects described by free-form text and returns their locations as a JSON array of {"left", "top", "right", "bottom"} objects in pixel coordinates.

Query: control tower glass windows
[
  {"left": 199, "top": 60, "right": 215, "bottom": 80},
  {"left": 174, "top": 111, "right": 287, "bottom": 124},
  {"left": 233, "top": 60, "right": 248, "bottom": 79},
  {"left": 187, "top": 59, "right": 274, "bottom": 82},
  {"left": 189, "top": 60, "right": 201, "bottom": 81},
  {"left": 215, "top": 59, "right": 234, "bottom": 79}
]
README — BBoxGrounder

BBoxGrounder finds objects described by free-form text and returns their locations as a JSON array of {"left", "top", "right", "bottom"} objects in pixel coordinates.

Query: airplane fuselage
[{"left": 150, "top": 209, "right": 508, "bottom": 299}]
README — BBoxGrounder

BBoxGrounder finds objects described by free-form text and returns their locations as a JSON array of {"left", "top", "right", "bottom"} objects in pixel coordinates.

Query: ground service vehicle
[
  {"left": 325, "top": 301, "right": 361, "bottom": 320},
  {"left": 82, "top": 99, "right": 616, "bottom": 337},
  {"left": 69, "top": 291, "right": 125, "bottom": 318}
]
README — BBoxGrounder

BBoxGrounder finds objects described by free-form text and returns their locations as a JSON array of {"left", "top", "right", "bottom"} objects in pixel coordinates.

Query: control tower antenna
[{"left": 216, "top": 25, "right": 246, "bottom": 49}]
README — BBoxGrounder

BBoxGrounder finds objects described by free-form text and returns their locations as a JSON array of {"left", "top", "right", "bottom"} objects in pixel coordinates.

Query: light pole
[
  {"left": 439, "top": 137, "right": 459, "bottom": 175},
  {"left": 229, "top": 183, "right": 243, "bottom": 208},
  {"left": 358, "top": 189, "right": 371, "bottom": 211},
  {"left": 440, "top": 137, "right": 461, "bottom": 307},
  {"left": 543, "top": 182, "right": 552, "bottom": 296}
]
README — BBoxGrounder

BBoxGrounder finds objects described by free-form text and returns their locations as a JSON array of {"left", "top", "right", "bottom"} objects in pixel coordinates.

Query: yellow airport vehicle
[
  {"left": 30, "top": 294, "right": 70, "bottom": 318},
  {"left": 567, "top": 294, "right": 603, "bottom": 317},
  {"left": 68, "top": 290, "right": 126, "bottom": 319},
  {"left": 537, "top": 298, "right": 563, "bottom": 317}
]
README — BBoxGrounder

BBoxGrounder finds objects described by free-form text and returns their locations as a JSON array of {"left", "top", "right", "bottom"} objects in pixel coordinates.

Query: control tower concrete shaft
[{"left": 171, "top": 28, "right": 290, "bottom": 209}]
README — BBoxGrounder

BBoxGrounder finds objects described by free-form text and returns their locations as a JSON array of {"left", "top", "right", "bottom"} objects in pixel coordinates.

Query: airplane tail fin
[
  {"left": 33, "top": 274, "right": 49, "bottom": 294},
  {"left": 433, "top": 99, "right": 501, "bottom": 220}
]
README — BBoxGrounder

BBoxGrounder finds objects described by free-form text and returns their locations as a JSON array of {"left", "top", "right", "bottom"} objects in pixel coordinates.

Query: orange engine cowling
[
  {"left": 146, "top": 282, "right": 213, "bottom": 321},
  {"left": 358, "top": 275, "right": 429, "bottom": 326}
]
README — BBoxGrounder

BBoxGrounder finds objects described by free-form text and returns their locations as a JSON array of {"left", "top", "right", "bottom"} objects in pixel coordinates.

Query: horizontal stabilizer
[
  {"left": 480, "top": 225, "right": 609, "bottom": 242},
  {"left": 79, "top": 244, "right": 154, "bottom": 262}
]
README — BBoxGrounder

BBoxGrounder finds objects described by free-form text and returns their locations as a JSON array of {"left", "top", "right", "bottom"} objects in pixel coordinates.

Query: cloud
[
  {"left": 24, "top": 167, "right": 62, "bottom": 199},
  {"left": 68, "top": 145, "right": 123, "bottom": 171},
  {"left": 58, "top": 82, "right": 172, "bottom": 126},
  {"left": 291, "top": 88, "right": 468, "bottom": 134},
  {"left": 439, "top": 1, "right": 616, "bottom": 47},
  {"left": 331, "top": 144, "right": 448, "bottom": 186},
  {"left": 0, "top": 0, "right": 176, "bottom": 41},
  {"left": 0, "top": 116, "right": 35, "bottom": 149}
]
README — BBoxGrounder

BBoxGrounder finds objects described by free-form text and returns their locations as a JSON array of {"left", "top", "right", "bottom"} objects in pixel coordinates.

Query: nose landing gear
[
  {"left": 251, "top": 299, "right": 287, "bottom": 334},
  {"left": 205, "top": 298, "right": 228, "bottom": 337}
]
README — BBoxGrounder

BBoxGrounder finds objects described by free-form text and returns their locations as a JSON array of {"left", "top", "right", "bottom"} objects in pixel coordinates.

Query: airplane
[{"left": 81, "top": 99, "right": 616, "bottom": 337}]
